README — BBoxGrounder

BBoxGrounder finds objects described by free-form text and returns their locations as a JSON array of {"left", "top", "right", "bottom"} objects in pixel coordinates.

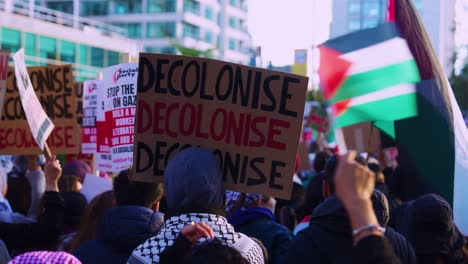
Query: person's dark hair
[
  {"left": 114, "top": 169, "right": 163, "bottom": 208},
  {"left": 297, "top": 171, "right": 325, "bottom": 220},
  {"left": 62, "top": 192, "right": 88, "bottom": 229},
  {"left": 59, "top": 175, "right": 82, "bottom": 193},
  {"left": 313, "top": 151, "right": 331, "bottom": 173},
  {"left": 68, "top": 191, "right": 115, "bottom": 252},
  {"left": 183, "top": 239, "right": 249, "bottom": 264},
  {"left": 275, "top": 182, "right": 305, "bottom": 230},
  {"left": 6, "top": 172, "right": 31, "bottom": 215},
  {"left": 324, "top": 154, "right": 367, "bottom": 193}
]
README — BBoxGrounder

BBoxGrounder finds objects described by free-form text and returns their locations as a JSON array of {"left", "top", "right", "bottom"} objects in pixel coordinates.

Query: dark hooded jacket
[
  {"left": 128, "top": 147, "right": 265, "bottom": 264},
  {"left": 228, "top": 207, "right": 292, "bottom": 264},
  {"left": 392, "top": 194, "right": 467, "bottom": 263},
  {"left": 73, "top": 206, "right": 163, "bottom": 264},
  {"left": 287, "top": 194, "right": 416, "bottom": 264}
]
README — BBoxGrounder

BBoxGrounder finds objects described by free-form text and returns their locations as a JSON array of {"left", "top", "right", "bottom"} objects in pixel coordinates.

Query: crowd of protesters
[{"left": 0, "top": 143, "right": 466, "bottom": 264}]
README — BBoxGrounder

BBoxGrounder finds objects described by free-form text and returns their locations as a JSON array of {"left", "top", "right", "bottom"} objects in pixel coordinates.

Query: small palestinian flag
[
  {"left": 308, "top": 107, "right": 328, "bottom": 132},
  {"left": 319, "top": 23, "right": 421, "bottom": 128}
]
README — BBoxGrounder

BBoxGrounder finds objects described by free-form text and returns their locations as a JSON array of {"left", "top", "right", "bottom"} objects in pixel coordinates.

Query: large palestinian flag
[
  {"left": 319, "top": 23, "right": 420, "bottom": 128},
  {"left": 393, "top": 79, "right": 468, "bottom": 235}
]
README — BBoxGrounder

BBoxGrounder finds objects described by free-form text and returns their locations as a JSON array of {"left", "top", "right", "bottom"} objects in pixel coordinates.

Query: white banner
[
  {"left": 81, "top": 80, "right": 101, "bottom": 154},
  {"left": 103, "top": 63, "right": 138, "bottom": 172},
  {"left": 12, "top": 49, "right": 54, "bottom": 150}
]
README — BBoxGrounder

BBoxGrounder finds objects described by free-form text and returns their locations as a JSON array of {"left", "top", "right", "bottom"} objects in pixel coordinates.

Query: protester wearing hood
[
  {"left": 393, "top": 194, "right": 468, "bottom": 263},
  {"left": 287, "top": 155, "right": 416, "bottom": 264},
  {"left": 227, "top": 192, "right": 292, "bottom": 264},
  {"left": 0, "top": 155, "right": 65, "bottom": 251},
  {"left": 73, "top": 169, "right": 164, "bottom": 263},
  {"left": 128, "top": 148, "right": 265, "bottom": 264}
]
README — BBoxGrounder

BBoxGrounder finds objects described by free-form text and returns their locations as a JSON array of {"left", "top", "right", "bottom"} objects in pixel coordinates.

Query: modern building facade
[
  {"left": 42, "top": 0, "right": 253, "bottom": 64},
  {"left": 0, "top": 0, "right": 139, "bottom": 80},
  {"left": 330, "top": 0, "right": 455, "bottom": 75}
]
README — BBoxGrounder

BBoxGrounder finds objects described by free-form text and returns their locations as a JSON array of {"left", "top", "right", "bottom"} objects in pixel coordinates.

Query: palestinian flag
[
  {"left": 308, "top": 107, "right": 328, "bottom": 132},
  {"left": 319, "top": 23, "right": 421, "bottom": 128}
]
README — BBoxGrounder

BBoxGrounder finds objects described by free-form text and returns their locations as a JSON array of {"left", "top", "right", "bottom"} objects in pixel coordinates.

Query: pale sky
[{"left": 247, "top": 0, "right": 332, "bottom": 67}]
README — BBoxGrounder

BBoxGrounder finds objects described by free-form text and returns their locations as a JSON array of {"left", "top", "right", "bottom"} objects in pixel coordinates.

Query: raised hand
[
  {"left": 44, "top": 155, "right": 62, "bottom": 192},
  {"left": 181, "top": 221, "right": 215, "bottom": 243}
]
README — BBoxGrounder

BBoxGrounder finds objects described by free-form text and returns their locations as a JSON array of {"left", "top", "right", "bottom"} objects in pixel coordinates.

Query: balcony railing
[{"left": 0, "top": 0, "right": 128, "bottom": 37}]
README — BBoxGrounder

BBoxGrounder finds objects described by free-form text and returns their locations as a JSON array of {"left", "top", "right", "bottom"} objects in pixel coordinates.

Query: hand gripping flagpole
[{"left": 327, "top": 107, "right": 348, "bottom": 155}]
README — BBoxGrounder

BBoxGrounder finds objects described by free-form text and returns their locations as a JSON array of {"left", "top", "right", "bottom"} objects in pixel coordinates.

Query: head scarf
[{"left": 9, "top": 251, "right": 81, "bottom": 264}]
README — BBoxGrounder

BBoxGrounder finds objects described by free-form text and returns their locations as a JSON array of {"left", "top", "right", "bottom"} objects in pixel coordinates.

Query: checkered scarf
[
  {"left": 128, "top": 213, "right": 264, "bottom": 264},
  {"left": 9, "top": 251, "right": 81, "bottom": 264}
]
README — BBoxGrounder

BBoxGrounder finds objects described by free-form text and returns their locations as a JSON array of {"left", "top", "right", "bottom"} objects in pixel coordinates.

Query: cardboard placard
[
  {"left": 132, "top": 53, "right": 308, "bottom": 199},
  {"left": 81, "top": 80, "right": 101, "bottom": 154},
  {"left": 342, "top": 122, "right": 381, "bottom": 153},
  {"left": 12, "top": 50, "right": 54, "bottom": 151},
  {"left": 0, "top": 61, "right": 80, "bottom": 154},
  {"left": 0, "top": 51, "right": 9, "bottom": 119},
  {"left": 103, "top": 63, "right": 138, "bottom": 171}
]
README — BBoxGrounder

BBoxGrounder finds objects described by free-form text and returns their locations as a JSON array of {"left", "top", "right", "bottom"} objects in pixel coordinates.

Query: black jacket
[
  {"left": 0, "top": 191, "right": 65, "bottom": 250},
  {"left": 229, "top": 207, "right": 292, "bottom": 264},
  {"left": 73, "top": 206, "right": 164, "bottom": 264},
  {"left": 354, "top": 235, "right": 402, "bottom": 264},
  {"left": 287, "top": 195, "right": 415, "bottom": 264}
]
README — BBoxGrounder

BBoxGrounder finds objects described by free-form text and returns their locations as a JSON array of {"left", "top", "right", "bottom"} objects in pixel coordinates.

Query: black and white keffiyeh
[{"left": 127, "top": 213, "right": 264, "bottom": 264}]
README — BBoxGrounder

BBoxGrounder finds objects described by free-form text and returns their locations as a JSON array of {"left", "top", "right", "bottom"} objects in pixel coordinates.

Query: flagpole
[{"left": 327, "top": 107, "right": 348, "bottom": 154}]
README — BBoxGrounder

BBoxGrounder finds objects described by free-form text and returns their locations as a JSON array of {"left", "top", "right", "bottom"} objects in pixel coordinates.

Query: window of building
[
  {"left": 348, "top": 19, "right": 361, "bottom": 31},
  {"left": 81, "top": 1, "right": 108, "bottom": 16},
  {"left": 228, "top": 38, "right": 236, "bottom": 50},
  {"left": 182, "top": 22, "right": 200, "bottom": 40},
  {"left": 147, "top": 22, "right": 176, "bottom": 38},
  {"left": 217, "top": 13, "right": 222, "bottom": 26},
  {"left": 114, "top": 0, "right": 142, "bottom": 14},
  {"left": 107, "top": 51, "right": 120, "bottom": 66},
  {"left": 362, "top": 18, "right": 379, "bottom": 29},
  {"left": 39, "top": 36, "right": 57, "bottom": 63},
  {"left": 229, "top": 0, "right": 238, "bottom": 8},
  {"left": 204, "top": 30, "right": 213, "bottom": 43},
  {"left": 78, "top": 44, "right": 89, "bottom": 65},
  {"left": 239, "top": 19, "right": 246, "bottom": 32},
  {"left": 24, "top": 33, "right": 37, "bottom": 64},
  {"left": 147, "top": 0, "right": 176, "bottom": 13},
  {"left": 229, "top": 16, "right": 237, "bottom": 29},
  {"left": 205, "top": 6, "right": 214, "bottom": 20},
  {"left": 348, "top": 1, "right": 361, "bottom": 15},
  {"left": 145, "top": 46, "right": 177, "bottom": 54},
  {"left": 91, "top": 47, "right": 104, "bottom": 67},
  {"left": 46, "top": 1, "right": 73, "bottom": 14},
  {"left": 1, "top": 28, "right": 21, "bottom": 52},
  {"left": 184, "top": 0, "right": 200, "bottom": 15},
  {"left": 113, "top": 23, "right": 142, "bottom": 38},
  {"left": 363, "top": 0, "right": 380, "bottom": 17},
  {"left": 59, "top": 40, "right": 76, "bottom": 63}
]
